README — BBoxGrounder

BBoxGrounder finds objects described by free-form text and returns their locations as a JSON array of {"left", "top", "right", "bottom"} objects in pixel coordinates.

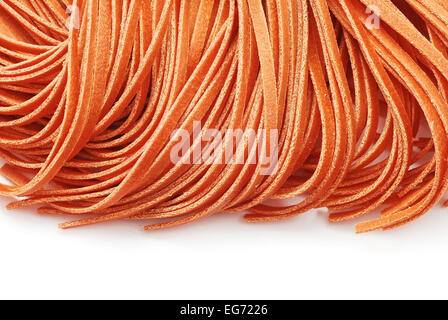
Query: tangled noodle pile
[{"left": 0, "top": 0, "right": 448, "bottom": 233}]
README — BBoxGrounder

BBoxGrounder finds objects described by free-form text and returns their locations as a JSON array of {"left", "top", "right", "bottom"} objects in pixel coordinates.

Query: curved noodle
[{"left": 0, "top": 0, "right": 447, "bottom": 233}]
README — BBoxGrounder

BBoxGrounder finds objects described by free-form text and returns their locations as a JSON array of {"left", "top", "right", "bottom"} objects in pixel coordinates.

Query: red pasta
[{"left": 0, "top": 0, "right": 447, "bottom": 233}]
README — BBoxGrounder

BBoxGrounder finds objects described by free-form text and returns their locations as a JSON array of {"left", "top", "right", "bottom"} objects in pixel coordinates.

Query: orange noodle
[{"left": 0, "top": 0, "right": 447, "bottom": 233}]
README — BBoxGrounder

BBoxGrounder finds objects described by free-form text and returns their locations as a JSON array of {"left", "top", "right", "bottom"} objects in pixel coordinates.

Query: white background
[{"left": 1, "top": 194, "right": 448, "bottom": 300}]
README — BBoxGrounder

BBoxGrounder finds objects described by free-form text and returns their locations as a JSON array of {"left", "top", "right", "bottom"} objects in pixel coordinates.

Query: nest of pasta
[{"left": 0, "top": 0, "right": 447, "bottom": 232}]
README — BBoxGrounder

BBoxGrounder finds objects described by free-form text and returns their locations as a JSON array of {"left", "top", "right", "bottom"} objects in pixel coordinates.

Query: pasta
[{"left": 0, "top": 0, "right": 447, "bottom": 233}]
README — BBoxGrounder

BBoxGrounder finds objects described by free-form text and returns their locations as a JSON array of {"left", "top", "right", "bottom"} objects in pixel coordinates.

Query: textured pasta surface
[{"left": 0, "top": 0, "right": 448, "bottom": 233}]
